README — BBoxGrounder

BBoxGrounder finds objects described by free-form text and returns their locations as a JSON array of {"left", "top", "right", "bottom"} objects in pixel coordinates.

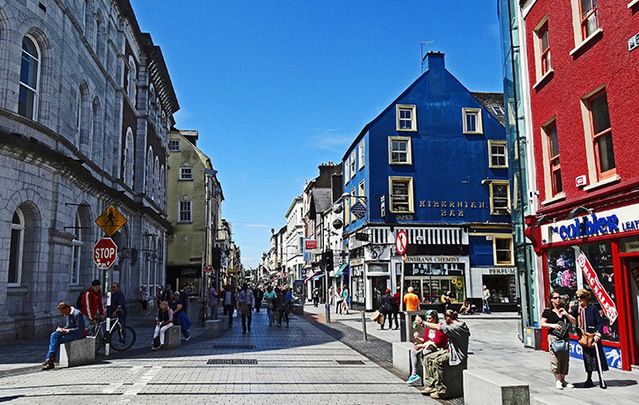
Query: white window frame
[
  {"left": 396, "top": 104, "right": 417, "bottom": 131},
  {"left": 178, "top": 201, "right": 192, "bottom": 223},
  {"left": 540, "top": 118, "right": 565, "bottom": 201},
  {"left": 462, "top": 108, "right": 483, "bottom": 135},
  {"left": 388, "top": 176, "right": 414, "bottom": 214},
  {"left": 488, "top": 140, "right": 508, "bottom": 169},
  {"left": 358, "top": 141, "right": 365, "bottom": 169},
  {"left": 493, "top": 235, "right": 514, "bottom": 266},
  {"left": 123, "top": 128, "right": 134, "bottom": 186},
  {"left": 350, "top": 151, "right": 356, "bottom": 178},
  {"left": 18, "top": 35, "right": 41, "bottom": 120},
  {"left": 350, "top": 188, "right": 357, "bottom": 222},
  {"left": 388, "top": 136, "right": 412, "bottom": 165},
  {"left": 489, "top": 180, "right": 511, "bottom": 215},
  {"left": 8, "top": 209, "right": 25, "bottom": 286},
  {"left": 179, "top": 166, "right": 193, "bottom": 181},
  {"left": 168, "top": 139, "right": 180, "bottom": 152},
  {"left": 70, "top": 211, "right": 82, "bottom": 286},
  {"left": 570, "top": 0, "right": 603, "bottom": 51},
  {"left": 533, "top": 17, "right": 552, "bottom": 83}
]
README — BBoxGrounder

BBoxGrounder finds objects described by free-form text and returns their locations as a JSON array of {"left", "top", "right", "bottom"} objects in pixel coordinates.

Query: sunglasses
[{"left": 551, "top": 296, "right": 560, "bottom": 300}]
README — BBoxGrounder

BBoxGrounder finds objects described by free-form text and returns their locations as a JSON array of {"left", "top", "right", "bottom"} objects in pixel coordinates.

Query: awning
[
  {"left": 304, "top": 271, "right": 322, "bottom": 283},
  {"left": 334, "top": 263, "right": 347, "bottom": 278}
]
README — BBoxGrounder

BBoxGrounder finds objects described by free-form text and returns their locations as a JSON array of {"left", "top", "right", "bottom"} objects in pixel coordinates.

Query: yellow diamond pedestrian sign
[{"left": 95, "top": 205, "right": 127, "bottom": 236}]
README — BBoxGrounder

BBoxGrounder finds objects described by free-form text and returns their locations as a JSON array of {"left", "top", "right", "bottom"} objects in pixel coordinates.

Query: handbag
[
  {"left": 577, "top": 308, "right": 596, "bottom": 349},
  {"left": 369, "top": 310, "right": 381, "bottom": 322},
  {"left": 550, "top": 338, "right": 570, "bottom": 352}
]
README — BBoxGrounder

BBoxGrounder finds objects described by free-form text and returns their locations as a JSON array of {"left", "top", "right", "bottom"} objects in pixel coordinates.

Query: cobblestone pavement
[
  {"left": 303, "top": 304, "right": 639, "bottom": 405},
  {"left": 0, "top": 309, "right": 437, "bottom": 405}
]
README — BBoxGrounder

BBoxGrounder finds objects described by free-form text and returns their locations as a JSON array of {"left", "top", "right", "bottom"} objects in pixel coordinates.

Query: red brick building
[{"left": 521, "top": 0, "right": 639, "bottom": 370}]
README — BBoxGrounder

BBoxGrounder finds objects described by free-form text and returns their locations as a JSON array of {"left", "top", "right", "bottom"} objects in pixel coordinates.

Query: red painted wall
[{"left": 524, "top": 1, "right": 639, "bottom": 213}]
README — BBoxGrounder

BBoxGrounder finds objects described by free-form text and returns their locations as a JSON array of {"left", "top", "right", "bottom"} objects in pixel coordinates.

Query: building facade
[
  {"left": 521, "top": 0, "right": 639, "bottom": 370},
  {"left": 341, "top": 53, "right": 512, "bottom": 311},
  {"left": 284, "top": 196, "right": 304, "bottom": 282},
  {"left": 0, "top": 0, "right": 178, "bottom": 340},
  {"left": 166, "top": 129, "right": 222, "bottom": 301}
]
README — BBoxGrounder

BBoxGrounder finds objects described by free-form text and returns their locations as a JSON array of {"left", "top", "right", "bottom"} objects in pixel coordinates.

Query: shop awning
[
  {"left": 334, "top": 263, "right": 347, "bottom": 278},
  {"left": 304, "top": 271, "right": 322, "bottom": 283}
]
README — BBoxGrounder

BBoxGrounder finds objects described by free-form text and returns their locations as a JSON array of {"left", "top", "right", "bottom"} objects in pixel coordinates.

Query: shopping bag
[
  {"left": 377, "top": 314, "right": 386, "bottom": 325},
  {"left": 369, "top": 310, "right": 381, "bottom": 322}
]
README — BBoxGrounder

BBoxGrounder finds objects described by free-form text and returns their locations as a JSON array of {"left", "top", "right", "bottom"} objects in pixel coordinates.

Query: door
[
  {"left": 627, "top": 259, "right": 639, "bottom": 366},
  {"left": 371, "top": 277, "right": 388, "bottom": 310}
]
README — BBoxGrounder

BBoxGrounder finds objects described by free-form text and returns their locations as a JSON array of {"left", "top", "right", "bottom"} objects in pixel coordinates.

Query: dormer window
[{"left": 396, "top": 104, "right": 417, "bottom": 131}]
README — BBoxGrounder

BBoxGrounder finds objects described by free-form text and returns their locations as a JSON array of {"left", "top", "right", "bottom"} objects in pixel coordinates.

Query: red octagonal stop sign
[{"left": 93, "top": 237, "right": 118, "bottom": 270}]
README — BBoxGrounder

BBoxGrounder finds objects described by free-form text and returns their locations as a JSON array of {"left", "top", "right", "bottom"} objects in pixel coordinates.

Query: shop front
[
  {"left": 402, "top": 256, "right": 469, "bottom": 305},
  {"left": 469, "top": 267, "right": 518, "bottom": 311},
  {"left": 350, "top": 258, "right": 365, "bottom": 308},
  {"left": 536, "top": 203, "right": 639, "bottom": 370},
  {"left": 365, "top": 263, "right": 390, "bottom": 310}
]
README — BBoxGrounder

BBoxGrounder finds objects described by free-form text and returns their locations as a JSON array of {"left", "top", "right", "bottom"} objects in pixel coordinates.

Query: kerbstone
[
  {"left": 58, "top": 337, "right": 95, "bottom": 368},
  {"left": 164, "top": 325, "right": 181, "bottom": 348},
  {"left": 463, "top": 368, "right": 530, "bottom": 405}
]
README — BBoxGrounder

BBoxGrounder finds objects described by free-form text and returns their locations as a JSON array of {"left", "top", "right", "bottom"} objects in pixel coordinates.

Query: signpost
[
  {"left": 395, "top": 229, "right": 408, "bottom": 255},
  {"left": 351, "top": 202, "right": 366, "bottom": 219}
]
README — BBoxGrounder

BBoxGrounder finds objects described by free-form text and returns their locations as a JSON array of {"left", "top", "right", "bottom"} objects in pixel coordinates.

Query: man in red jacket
[{"left": 81, "top": 279, "right": 105, "bottom": 325}]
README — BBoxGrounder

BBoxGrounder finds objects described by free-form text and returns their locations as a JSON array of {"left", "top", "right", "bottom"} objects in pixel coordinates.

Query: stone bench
[
  {"left": 164, "top": 325, "right": 182, "bottom": 349},
  {"left": 463, "top": 368, "right": 529, "bottom": 405},
  {"left": 392, "top": 341, "right": 415, "bottom": 376},
  {"left": 203, "top": 319, "right": 224, "bottom": 338},
  {"left": 59, "top": 337, "right": 96, "bottom": 368},
  {"left": 291, "top": 304, "right": 304, "bottom": 316}
]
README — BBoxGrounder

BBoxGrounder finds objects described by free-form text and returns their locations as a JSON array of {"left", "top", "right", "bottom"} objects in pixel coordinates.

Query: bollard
[
  {"left": 361, "top": 310, "right": 368, "bottom": 341},
  {"left": 325, "top": 303, "right": 331, "bottom": 323},
  {"left": 399, "top": 312, "right": 407, "bottom": 342}
]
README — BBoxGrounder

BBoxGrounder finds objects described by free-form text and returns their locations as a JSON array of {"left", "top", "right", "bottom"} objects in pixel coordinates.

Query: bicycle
[{"left": 89, "top": 316, "right": 136, "bottom": 353}]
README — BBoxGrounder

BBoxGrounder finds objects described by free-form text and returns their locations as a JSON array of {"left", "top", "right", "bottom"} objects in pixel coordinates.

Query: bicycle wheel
[
  {"left": 110, "top": 326, "right": 136, "bottom": 351},
  {"left": 94, "top": 332, "right": 105, "bottom": 354}
]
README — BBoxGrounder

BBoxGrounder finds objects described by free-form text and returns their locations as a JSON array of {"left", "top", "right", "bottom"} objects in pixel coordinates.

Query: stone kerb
[
  {"left": 58, "top": 337, "right": 96, "bottom": 368},
  {"left": 164, "top": 325, "right": 181, "bottom": 349},
  {"left": 463, "top": 368, "right": 530, "bottom": 405}
]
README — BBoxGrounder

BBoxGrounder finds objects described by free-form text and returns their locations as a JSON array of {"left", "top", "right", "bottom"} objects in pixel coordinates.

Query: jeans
[
  {"left": 388, "top": 311, "right": 399, "bottom": 329},
  {"left": 174, "top": 311, "right": 191, "bottom": 338},
  {"left": 224, "top": 305, "right": 234, "bottom": 327},
  {"left": 241, "top": 311, "right": 252, "bottom": 332},
  {"left": 45, "top": 330, "right": 83, "bottom": 360},
  {"left": 153, "top": 323, "right": 173, "bottom": 345},
  {"left": 410, "top": 345, "right": 423, "bottom": 376},
  {"left": 279, "top": 309, "right": 289, "bottom": 326},
  {"left": 267, "top": 307, "right": 274, "bottom": 325},
  {"left": 209, "top": 304, "right": 218, "bottom": 320}
]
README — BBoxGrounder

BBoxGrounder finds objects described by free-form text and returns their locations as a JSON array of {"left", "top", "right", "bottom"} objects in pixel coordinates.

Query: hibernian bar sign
[{"left": 418, "top": 200, "right": 487, "bottom": 218}]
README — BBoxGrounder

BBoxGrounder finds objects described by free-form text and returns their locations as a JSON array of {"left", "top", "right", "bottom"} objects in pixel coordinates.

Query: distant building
[
  {"left": 341, "top": 52, "right": 511, "bottom": 311},
  {"left": 284, "top": 196, "right": 305, "bottom": 282},
  {"left": 0, "top": 0, "right": 178, "bottom": 340}
]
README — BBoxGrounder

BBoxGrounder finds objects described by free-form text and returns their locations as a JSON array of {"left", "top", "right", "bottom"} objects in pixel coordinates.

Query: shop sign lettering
[
  {"left": 576, "top": 253, "right": 618, "bottom": 324},
  {"left": 404, "top": 256, "right": 462, "bottom": 263},
  {"left": 552, "top": 214, "right": 619, "bottom": 241},
  {"left": 419, "top": 200, "right": 486, "bottom": 218},
  {"left": 487, "top": 267, "right": 515, "bottom": 275}
]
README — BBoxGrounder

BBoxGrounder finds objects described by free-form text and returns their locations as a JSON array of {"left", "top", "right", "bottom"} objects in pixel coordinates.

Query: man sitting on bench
[
  {"left": 421, "top": 309, "right": 470, "bottom": 399},
  {"left": 42, "top": 302, "right": 85, "bottom": 370}
]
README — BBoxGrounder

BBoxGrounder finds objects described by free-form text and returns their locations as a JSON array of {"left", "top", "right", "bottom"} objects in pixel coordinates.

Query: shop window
[
  {"left": 483, "top": 275, "right": 517, "bottom": 304},
  {"left": 547, "top": 242, "right": 618, "bottom": 342}
]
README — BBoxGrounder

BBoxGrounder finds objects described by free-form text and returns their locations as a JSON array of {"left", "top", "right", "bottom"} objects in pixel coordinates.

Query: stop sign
[{"left": 93, "top": 237, "right": 118, "bottom": 270}]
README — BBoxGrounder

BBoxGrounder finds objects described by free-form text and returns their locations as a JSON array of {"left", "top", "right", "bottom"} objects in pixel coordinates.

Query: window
[
  {"left": 462, "top": 108, "right": 483, "bottom": 134},
  {"left": 8, "top": 209, "right": 25, "bottom": 285},
  {"left": 488, "top": 140, "right": 508, "bottom": 169},
  {"left": 127, "top": 56, "right": 137, "bottom": 105},
  {"left": 396, "top": 104, "right": 417, "bottom": 131},
  {"left": 350, "top": 151, "right": 356, "bottom": 178},
  {"left": 543, "top": 121, "right": 563, "bottom": 196},
  {"left": 389, "top": 177, "right": 414, "bottom": 213},
  {"left": 492, "top": 106, "right": 505, "bottom": 115},
  {"left": 588, "top": 91, "right": 615, "bottom": 179},
  {"left": 388, "top": 137, "right": 412, "bottom": 165},
  {"left": 76, "top": 89, "right": 82, "bottom": 136},
  {"left": 169, "top": 139, "right": 180, "bottom": 151},
  {"left": 358, "top": 180, "right": 365, "bottom": 199},
  {"left": 536, "top": 22, "right": 551, "bottom": 76},
  {"left": 180, "top": 166, "right": 193, "bottom": 180},
  {"left": 580, "top": 0, "right": 599, "bottom": 39},
  {"left": 493, "top": 236, "right": 514, "bottom": 266},
  {"left": 70, "top": 212, "right": 82, "bottom": 285},
  {"left": 344, "top": 159, "right": 350, "bottom": 184},
  {"left": 350, "top": 188, "right": 357, "bottom": 222},
  {"left": 123, "top": 128, "right": 134, "bottom": 186},
  {"left": 18, "top": 36, "right": 40, "bottom": 120},
  {"left": 179, "top": 201, "right": 192, "bottom": 223},
  {"left": 489, "top": 181, "right": 510, "bottom": 215},
  {"left": 358, "top": 141, "right": 365, "bottom": 169}
]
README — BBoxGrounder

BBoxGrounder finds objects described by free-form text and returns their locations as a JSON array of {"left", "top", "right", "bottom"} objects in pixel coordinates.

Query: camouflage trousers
[{"left": 422, "top": 349, "right": 450, "bottom": 395}]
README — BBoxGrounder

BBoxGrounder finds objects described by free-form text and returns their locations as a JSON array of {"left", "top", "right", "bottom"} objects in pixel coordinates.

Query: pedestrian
[
  {"left": 328, "top": 285, "right": 335, "bottom": 307},
  {"left": 79, "top": 279, "right": 105, "bottom": 328},
  {"left": 572, "top": 289, "right": 608, "bottom": 389},
  {"left": 379, "top": 289, "right": 393, "bottom": 330},
  {"left": 238, "top": 283, "right": 255, "bottom": 334},
  {"left": 138, "top": 286, "right": 149, "bottom": 315},
  {"left": 403, "top": 287, "right": 420, "bottom": 312},
  {"left": 170, "top": 292, "right": 191, "bottom": 341},
  {"left": 152, "top": 301, "right": 173, "bottom": 351},
  {"left": 441, "top": 291, "right": 452, "bottom": 312},
  {"left": 541, "top": 291, "right": 576, "bottom": 390},
  {"left": 482, "top": 285, "right": 491, "bottom": 314},
  {"left": 342, "top": 285, "right": 350, "bottom": 314},
  {"left": 209, "top": 286, "right": 219, "bottom": 320},
  {"left": 459, "top": 299, "right": 475, "bottom": 315},
  {"left": 109, "top": 282, "right": 127, "bottom": 343},
  {"left": 263, "top": 285, "right": 277, "bottom": 327},
  {"left": 42, "top": 302, "right": 85, "bottom": 370},
  {"left": 390, "top": 286, "right": 401, "bottom": 329},
  {"left": 162, "top": 284, "right": 173, "bottom": 303},
  {"left": 312, "top": 287, "right": 320, "bottom": 308},
  {"left": 335, "top": 287, "right": 343, "bottom": 314},
  {"left": 277, "top": 287, "right": 292, "bottom": 327},
  {"left": 406, "top": 311, "right": 448, "bottom": 384},
  {"left": 254, "top": 286, "right": 264, "bottom": 313},
  {"left": 421, "top": 310, "right": 471, "bottom": 399},
  {"left": 222, "top": 285, "right": 236, "bottom": 328}
]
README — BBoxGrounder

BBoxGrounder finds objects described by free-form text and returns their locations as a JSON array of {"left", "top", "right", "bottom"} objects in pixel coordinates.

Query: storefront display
[
  {"left": 404, "top": 263, "right": 465, "bottom": 303},
  {"left": 351, "top": 265, "right": 364, "bottom": 304}
]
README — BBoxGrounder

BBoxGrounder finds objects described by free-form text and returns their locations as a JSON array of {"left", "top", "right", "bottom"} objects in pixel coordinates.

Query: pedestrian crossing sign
[{"left": 95, "top": 204, "right": 127, "bottom": 236}]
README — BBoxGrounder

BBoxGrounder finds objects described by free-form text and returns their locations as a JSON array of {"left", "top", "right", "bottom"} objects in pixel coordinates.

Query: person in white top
[{"left": 238, "top": 283, "right": 255, "bottom": 334}]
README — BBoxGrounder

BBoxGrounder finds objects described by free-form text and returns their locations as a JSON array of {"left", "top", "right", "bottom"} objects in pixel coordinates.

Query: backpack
[{"left": 76, "top": 290, "right": 85, "bottom": 311}]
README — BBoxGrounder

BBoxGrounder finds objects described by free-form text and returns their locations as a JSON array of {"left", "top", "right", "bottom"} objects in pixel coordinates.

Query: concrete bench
[
  {"left": 463, "top": 368, "right": 529, "bottom": 405},
  {"left": 203, "top": 319, "right": 224, "bottom": 338},
  {"left": 164, "top": 326, "right": 182, "bottom": 349},
  {"left": 291, "top": 304, "right": 304, "bottom": 316},
  {"left": 392, "top": 341, "right": 415, "bottom": 376},
  {"left": 59, "top": 337, "right": 96, "bottom": 368}
]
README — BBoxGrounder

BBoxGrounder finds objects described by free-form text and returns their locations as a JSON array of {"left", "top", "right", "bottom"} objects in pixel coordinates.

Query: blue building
[{"left": 341, "top": 52, "right": 513, "bottom": 311}]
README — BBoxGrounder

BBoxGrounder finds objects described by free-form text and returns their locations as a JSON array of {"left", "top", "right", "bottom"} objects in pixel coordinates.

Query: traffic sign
[
  {"left": 93, "top": 237, "right": 118, "bottom": 270},
  {"left": 351, "top": 202, "right": 366, "bottom": 219},
  {"left": 305, "top": 239, "right": 317, "bottom": 250},
  {"left": 395, "top": 230, "right": 408, "bottom": 255},
  {"left": 95, "top": 205, "right": 127, "bottom": 236}
]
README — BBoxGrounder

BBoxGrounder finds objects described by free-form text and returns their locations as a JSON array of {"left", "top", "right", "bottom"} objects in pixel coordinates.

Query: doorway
[{"left": 626, "top": 258, "right": 639, "bottom": 366}]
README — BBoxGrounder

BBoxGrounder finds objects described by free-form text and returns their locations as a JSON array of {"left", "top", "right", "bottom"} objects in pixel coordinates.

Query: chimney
[{"left": 425, "top": 51, "right": 445, "bottom": 71}]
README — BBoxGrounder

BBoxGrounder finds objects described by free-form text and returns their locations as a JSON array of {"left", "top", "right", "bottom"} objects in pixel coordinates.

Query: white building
[{"left": 283, "top": 196, "right": 304, "bottom": 281}]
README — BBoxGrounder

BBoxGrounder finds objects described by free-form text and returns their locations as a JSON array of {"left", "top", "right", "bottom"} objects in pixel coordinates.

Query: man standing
[
  {"left": 254, "top": 286, "right": 264, "bottom": 313},
  {"left": 482, "top": 285, "right": 491, "bottom": 314},
  {"left": 209, "top": 286, "right": 219, "bottom": 320},
  {"left": 403, "top": 287, "right": 420, "bottom": 312},
  {"left": 391, "top": 286, "right": 401, "bottom": 329},
  {"left": 109, "top": 282, "right": 127, "bottom": 343},
  {"left": 42, "top": 302, "right": 85, "bottom": 370},
  {"left": 222, "top": 285, "right": 236, "bottom": 328},
  {"left": 312, "top": 287, "right": 320, "bottom": 308},
  {"left": 238, "top": 283, "right": 255, "bottom": 334},
  {"left": 80, "top": 279, "right": 105, "bottom": 327}
]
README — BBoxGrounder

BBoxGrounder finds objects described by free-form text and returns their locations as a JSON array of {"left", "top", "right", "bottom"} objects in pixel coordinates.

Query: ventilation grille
[
  {"left": 207, "top": 359, "right": 258, "bottom": 365},
  {"left": 335, "top": 360, "right": 365, "bottom": 365}
]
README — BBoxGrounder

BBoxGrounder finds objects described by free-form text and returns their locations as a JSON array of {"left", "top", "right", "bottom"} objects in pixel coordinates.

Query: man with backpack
[{"left": 78, "top": 279, "right": 104, "bottom": 327}]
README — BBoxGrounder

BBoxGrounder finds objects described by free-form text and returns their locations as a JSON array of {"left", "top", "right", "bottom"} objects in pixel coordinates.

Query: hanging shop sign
[
  {"left": 365, "top": 245, "right": 391, "bottom": 261},
  {"left": 576, "top": 253, "right": 618, "bottom": 324}
]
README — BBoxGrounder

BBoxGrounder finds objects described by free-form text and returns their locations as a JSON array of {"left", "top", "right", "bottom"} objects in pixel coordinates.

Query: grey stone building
[{"left": 0, "top": 0, "right": 179, "bottom": 341}]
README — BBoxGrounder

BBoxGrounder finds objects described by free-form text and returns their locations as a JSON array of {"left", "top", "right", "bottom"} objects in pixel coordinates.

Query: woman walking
[
  {"left": 540, "top": 291, "right": 576, "bottom": 389},
  {"left": 335, "top": 287, "right": 343, "bottom": 315},
  {"left": 379, "top": 289, "right": 393, "bottom": 330},
  {"left": 263, "top": 285, "right": 277, "bottom": 327},
  {"left": 572, "top": 289, "right": 608, "bottom": 389}
]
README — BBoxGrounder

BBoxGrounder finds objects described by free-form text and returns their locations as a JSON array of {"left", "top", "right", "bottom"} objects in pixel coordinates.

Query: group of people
[
  {"left": 152, "top": 289, "right": 192, "bottom": 350},
  {"left": 540, "top": 288, "right": 608, "bottom": 390},
  {"left": 329, "top": 285, "right": 350, "bottom": 314}
]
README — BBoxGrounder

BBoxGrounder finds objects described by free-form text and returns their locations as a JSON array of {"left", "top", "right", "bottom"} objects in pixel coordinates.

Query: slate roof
[
  {"left": 311, "top": 188, "right": 333, "bottom": 215},
  {"left": 472, "top": 92, "right": 506, "bottom": 126}
]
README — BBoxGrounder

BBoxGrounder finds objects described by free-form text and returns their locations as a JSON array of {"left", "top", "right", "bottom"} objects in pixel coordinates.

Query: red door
[{"left": 625, "top": 258, "right": 639, "bottom": 367}]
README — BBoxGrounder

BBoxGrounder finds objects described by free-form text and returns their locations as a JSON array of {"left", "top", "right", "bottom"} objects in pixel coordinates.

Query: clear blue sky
[{"left": 131, "top": 0, "right": 504, "bottom": 268}]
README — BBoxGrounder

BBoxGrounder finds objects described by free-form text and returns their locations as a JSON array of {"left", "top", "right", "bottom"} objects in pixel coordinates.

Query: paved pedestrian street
[{"left": 0, "top": 310, "right": 433, "bottom": 405}]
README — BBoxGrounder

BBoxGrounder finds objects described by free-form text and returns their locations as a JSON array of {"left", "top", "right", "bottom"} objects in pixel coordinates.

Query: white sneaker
[
  {"left": 555, "top": 380, "right": 563, "bottom": 390},
  {"left": 563, "top": 382, "right": 574, "bottom": 389}
]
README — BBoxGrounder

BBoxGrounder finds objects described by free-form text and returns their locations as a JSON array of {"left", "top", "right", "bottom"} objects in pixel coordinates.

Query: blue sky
[{"left": 131, "top": 0, "right": 504, "bottom": 268}]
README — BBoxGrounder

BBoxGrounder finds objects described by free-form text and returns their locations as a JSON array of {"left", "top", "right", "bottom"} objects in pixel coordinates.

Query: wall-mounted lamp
[{"left": 480, "top": 178, "right": 492, "bottom": 185}]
